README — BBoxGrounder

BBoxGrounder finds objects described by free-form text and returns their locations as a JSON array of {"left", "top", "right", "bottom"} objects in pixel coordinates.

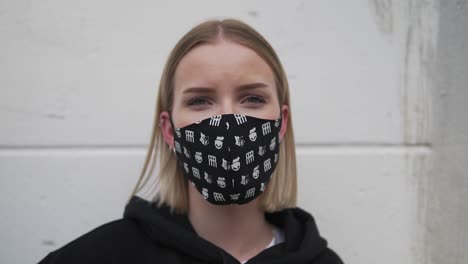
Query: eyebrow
[{"left": 182, "top": 82, "right": 269, "bottom": 94}]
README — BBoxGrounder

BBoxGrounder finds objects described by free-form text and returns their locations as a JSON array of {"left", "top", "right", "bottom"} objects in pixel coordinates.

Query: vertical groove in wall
[
  {"left": 404, "top": 1, "right": 439, "bottom": 264},
  {"left": 399, "top": 0, "right": 437, "bottom": 145},
  {"left": 386, "top": 0, "right": 439, "bottom": 263},
  {"left": 408, "top": 150, "right": 433, "bottom": 264}
]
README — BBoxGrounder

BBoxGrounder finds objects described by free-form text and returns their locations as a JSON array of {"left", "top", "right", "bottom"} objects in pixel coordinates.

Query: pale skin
[{"left": 160, "top": 38, "right": 289, "bottom": 262}]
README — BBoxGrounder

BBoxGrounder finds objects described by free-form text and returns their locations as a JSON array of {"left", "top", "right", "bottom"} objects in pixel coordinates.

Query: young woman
[{"left": 38, "top": 19, "right": 343, "bottom": 264}]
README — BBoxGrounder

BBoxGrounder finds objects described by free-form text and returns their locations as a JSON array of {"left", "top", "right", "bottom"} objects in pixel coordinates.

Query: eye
[
  {"left": 242, "top": 95, "right": 266, "bottom": 104},
  {"left": 187, "top": 97, "right": 212, "bottom": 106}
]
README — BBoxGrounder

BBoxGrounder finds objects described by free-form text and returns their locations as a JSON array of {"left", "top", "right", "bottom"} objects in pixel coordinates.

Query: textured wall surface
[
  {"left": 0, "top": 1, "right": 462, "bottom": 264},
  {"left": 424, "top": 1, "right": 468, "bottom": 263}
]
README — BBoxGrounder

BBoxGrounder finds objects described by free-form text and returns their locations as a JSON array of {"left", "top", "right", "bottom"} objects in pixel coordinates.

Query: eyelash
[
  {"left": 244, "top": 95, "right": 266, "bottom": 104},
  {"left": 187, "top": 95, "right": 266, "bottom": 106},
  {"left": 187, "top": 97, "right": 211, "bottom": 106}
]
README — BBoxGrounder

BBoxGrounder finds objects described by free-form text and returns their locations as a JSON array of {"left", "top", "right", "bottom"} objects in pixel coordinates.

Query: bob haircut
[{"left": 129, "top": 18, "right": 297, "bottom": 213}]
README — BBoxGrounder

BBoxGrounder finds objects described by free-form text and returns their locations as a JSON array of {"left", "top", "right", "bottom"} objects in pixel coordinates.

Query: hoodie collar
[{"left": 123, "top": 196, "right": 328, "bottom": 263}]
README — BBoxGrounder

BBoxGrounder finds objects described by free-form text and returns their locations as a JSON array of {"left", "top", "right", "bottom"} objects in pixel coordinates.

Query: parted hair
[{"left": 129, "top": 18, "right": 297, "bottom": 213}]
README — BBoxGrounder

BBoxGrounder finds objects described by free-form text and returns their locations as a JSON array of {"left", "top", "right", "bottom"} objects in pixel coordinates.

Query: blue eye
[
  {"left": 188, "top": 97, "right": 211, "bottom": 105},
  {"left": 243, "top": 96, "right": 266, "bottom": 104}
]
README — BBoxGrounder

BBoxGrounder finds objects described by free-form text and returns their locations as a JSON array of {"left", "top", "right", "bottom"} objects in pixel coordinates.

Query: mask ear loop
[
  {"left": 167, "top": 110, "right": 177, "bottom": 155},
  {"left": 278, "top": 105, "right": 283, "bottom": 121},
  {"left": 278, "top": 105, "right": 284, "bottom": 143}
]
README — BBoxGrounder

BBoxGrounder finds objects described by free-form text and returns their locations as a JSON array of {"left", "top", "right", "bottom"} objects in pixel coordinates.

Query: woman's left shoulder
[
  {"left": 274, "top": 207, "right": 345, "bottom": 264},
  {"left": 314, "top": 247, "right": 344, "bottom": 264}
]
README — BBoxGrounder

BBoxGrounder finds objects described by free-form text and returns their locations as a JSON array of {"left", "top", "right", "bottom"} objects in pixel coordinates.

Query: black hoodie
[{"left": 38, "top": 196, "right": 343, "bottom": 264}]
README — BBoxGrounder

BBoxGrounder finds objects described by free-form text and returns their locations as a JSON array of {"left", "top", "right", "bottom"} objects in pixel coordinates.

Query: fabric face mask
[{"left": 171, "top": 114, "right": 282, "bottom": 205}]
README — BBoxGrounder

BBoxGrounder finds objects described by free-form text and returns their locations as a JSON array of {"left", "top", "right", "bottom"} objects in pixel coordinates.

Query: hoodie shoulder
[
  {"left": 37, "top": 219, "right": 153, "bottom": 264},
  {"left": 262, "top": 206, "right": 344, "bottom": 264},
  {"left": 290, "top": 208, "right": 344, "bottom": 264},
  {"left": 315, "top": 247, "right": 344, "bottom": 264}
]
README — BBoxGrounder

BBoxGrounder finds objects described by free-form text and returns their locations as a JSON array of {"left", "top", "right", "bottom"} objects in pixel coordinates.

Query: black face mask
[{"left": 171, "top": 113, "right": 282, "bottom": 205}]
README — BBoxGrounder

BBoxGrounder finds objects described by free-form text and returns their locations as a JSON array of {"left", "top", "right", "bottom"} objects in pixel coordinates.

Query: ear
[
  {"left": 160, "top": 111, "right": 175, "bottom": 150},
  {"left": 279, "top": 104, "right": 289, "bottom": 143}
]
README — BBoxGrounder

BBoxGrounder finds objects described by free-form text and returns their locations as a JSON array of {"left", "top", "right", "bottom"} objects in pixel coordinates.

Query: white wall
[{"left": 0, "top": 1, "right": 440, "bottom": 263}]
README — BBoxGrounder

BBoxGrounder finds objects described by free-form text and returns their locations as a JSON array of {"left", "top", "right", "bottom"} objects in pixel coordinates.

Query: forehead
[{"left": 173, "top": 41, "right": 275, "bottom": 90}]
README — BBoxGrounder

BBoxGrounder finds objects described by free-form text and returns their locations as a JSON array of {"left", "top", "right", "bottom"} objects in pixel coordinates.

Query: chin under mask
[{"left": 171, "top": 113, "right": 282, "bottom": 205}]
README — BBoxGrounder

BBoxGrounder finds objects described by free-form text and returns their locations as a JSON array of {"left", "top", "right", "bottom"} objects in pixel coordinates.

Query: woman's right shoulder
[{"left": 37, "top": 218, "right": 152, "bottom": 264}]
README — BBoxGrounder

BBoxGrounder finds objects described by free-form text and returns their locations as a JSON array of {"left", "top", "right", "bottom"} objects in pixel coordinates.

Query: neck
[{"left": 187, "top": 182, "right": 274, "bottom": 262}]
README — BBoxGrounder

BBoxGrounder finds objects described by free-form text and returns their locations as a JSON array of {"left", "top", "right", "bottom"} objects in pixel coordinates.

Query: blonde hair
[{"left": 129, "top": 18, "right": 297, "bottom": 213}]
